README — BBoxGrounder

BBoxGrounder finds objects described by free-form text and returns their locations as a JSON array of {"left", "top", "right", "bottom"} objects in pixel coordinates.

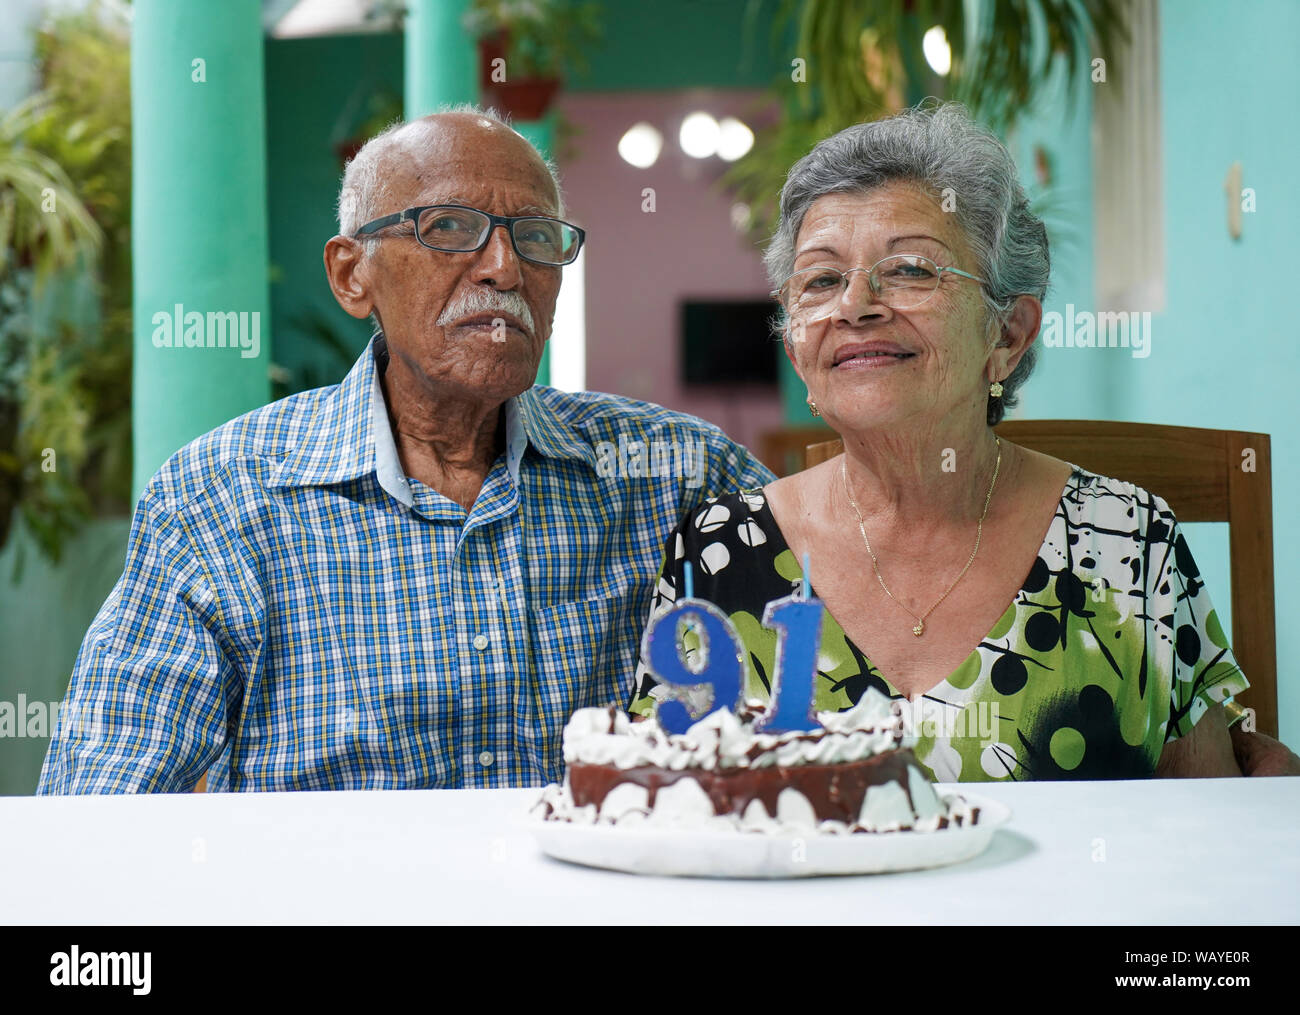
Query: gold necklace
[{"left": 840, "top": 437, "right": 1002, "bottom": 637}]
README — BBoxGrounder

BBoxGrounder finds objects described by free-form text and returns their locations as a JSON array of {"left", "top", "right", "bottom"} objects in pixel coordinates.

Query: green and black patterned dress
[{"left": 629, "top": 467, "right": 1248, "bottom": 781}]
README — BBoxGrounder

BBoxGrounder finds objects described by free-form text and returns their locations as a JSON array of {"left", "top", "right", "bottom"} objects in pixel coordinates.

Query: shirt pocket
[{"left": 526, "top": 589, "right": 639, "bottom": 778}]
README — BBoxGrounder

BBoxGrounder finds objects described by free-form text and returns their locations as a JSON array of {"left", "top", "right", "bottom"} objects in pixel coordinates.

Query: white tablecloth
[{"left": 2, "top": 777, "right": 1296, "bottom": 924}]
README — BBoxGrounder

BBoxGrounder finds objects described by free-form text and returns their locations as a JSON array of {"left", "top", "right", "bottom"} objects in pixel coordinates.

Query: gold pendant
[{"left": 912, "top": 621, "right": 924, "bottom": 637}]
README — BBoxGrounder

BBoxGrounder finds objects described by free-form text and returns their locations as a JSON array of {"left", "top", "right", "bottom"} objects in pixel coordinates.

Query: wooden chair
[
  {"left": 758, "top": 424, "right": 837, "bottom": 477},
  {"left": 806, "top": 421, "right": 1278, "bottom": 737}
]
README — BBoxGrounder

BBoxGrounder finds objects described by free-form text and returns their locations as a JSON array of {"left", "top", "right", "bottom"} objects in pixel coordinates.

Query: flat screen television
[{"left": 679, "top": 299, "right": 780, "bottom": 387}]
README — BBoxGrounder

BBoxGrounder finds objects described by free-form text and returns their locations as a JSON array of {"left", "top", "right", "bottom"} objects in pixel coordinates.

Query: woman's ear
[
  {"left": 988, "top": 295, "right": 1042, "bottom": 380},
  {"left": 782, "top": 322, "right": 808, "bottom": 385}
]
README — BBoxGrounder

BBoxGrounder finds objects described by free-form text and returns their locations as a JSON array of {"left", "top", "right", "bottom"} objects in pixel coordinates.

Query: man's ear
[
  {"left": 324, "top": 236, "right": 376, "bottom": 320},
  {"left": 987, "top": 294, "right": 1042, "bottom": 382}
]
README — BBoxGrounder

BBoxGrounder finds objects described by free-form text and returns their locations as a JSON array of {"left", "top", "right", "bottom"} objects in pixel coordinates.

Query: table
[{"left": 2, "top": 778, "right": 1296, "bottom": 924}]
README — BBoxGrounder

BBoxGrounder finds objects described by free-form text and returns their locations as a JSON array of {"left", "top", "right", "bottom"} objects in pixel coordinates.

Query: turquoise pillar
[
  {"left": 131, "top": 0, "right": 271, "bottom": 495},
  {"left": 404, "top": 0, "right": 476, "bottom": 117},
  {"left": 780, "top": 355, "right": 818, "bottom": 423},
  {"left": 403, "top": 0, "right": 556, "bottom": 385},
  {"left": 514, "top": 116, "right": 554, "bottom": 161},
  {"left": 516, "top": 113, "right": 556, "bottom": 386}
]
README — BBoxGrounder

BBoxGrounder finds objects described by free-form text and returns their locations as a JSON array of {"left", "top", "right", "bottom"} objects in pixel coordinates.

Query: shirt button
[
  {"left": 472, "top": 634, "right": 489, "bottom": 651},
  {"left": 478, "top": 751, "right": 494, "bottom": 767}
]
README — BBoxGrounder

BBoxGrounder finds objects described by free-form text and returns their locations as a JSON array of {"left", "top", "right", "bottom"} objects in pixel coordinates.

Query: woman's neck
[{"left": 837, "top": 419, "right": 1013, "bottom": 540}]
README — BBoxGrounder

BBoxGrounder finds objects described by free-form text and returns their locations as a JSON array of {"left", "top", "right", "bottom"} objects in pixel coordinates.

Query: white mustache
[{"left": 437, "top": 288, "right": 536, "bottom": 335}]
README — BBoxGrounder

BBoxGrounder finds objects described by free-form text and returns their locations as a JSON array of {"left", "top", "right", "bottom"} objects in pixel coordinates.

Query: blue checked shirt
[{"left": 37, "top": 335, "right": 773, "bottom": 793}]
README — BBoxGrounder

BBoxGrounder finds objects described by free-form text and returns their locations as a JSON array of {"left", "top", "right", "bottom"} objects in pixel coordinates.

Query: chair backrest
[
  {"left": 806, "top": 420, "right": 1278, "bottom": 737},
  {"left": 759, "top": 424, "right": 836, "bottom": 477}
]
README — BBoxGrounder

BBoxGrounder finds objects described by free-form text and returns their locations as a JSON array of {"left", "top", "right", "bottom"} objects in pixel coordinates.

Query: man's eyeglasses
[
  {"left": 773, "top": 254, "right": 987, "bottom": 315},
  {"left": 353, "top": 204, "right": 585, "bottom": 267}
]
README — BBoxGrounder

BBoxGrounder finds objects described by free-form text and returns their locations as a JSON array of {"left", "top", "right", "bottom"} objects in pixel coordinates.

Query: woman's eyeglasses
[{"left": 773, "top": 254, "right": 986, "bottom": 315}]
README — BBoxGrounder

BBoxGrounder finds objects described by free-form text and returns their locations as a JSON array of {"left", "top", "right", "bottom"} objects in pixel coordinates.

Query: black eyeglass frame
[{"left": 352, "top": 203, "right": 586, "bottom": 266}]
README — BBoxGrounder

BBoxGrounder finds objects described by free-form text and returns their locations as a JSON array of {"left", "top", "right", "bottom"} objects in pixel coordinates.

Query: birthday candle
[
  {"left": 645, "top": 552, "right": 825, "bottom": 736},
  {"left": 643, "top": 597, "right": 743, "bottom": 735},
  {"left": 753, "top": 553, "right": 823, "bottom": 734},
  {"left": 754, "top": 592, "right": 825, "bottom": 734}
]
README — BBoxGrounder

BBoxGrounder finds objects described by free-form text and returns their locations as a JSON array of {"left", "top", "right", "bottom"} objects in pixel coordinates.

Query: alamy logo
[
  {"left": 594, "top": 434, "right": 707, "bottom": 488},
  {"left": 896, "top": 699, "right": 1001, "bottom": 747},
  {"left": 50, "top": 946, "right": 151, "bottom": 995},
  {"left": 151, "top": 304, "right": 261, "bottom": 359},
  {"left": 1041, "top": 304, "right": 1152, "bottom": 359},
  {"left": 0, "top": 695, "right": 61, "bottom": 738}
]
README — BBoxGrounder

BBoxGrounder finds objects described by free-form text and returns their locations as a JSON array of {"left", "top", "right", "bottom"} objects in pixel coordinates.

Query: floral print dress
[{"left": 629, "top": 467, "right": 1248, "bottom": 781}]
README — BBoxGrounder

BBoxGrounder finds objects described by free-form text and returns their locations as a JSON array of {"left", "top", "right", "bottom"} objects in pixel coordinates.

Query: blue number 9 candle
[{"left": 643, "top": 562, "right": 745, "bottom": 735}]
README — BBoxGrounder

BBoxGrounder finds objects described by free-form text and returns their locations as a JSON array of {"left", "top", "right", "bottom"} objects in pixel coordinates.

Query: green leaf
[{"left": 723, "top": 0, "right": 1127, "bottom": 243}]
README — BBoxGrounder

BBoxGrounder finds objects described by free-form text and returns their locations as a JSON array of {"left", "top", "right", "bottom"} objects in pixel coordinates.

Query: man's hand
[{"left": 1230, "top": 725, "right": 1300, "bottom": 776}]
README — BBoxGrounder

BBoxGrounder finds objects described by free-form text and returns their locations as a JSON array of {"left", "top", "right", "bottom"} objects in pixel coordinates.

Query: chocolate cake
[{"left": 534, "top": 688, "right": 979, "bottom": 834}]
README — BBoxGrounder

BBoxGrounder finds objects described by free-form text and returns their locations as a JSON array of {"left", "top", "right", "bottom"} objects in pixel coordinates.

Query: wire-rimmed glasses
[{"left": 772, "top": 254, "right": 986, "bottom": 318}]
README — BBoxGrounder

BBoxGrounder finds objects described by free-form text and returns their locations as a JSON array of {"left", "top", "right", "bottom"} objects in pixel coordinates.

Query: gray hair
[
  {"left": 764, "top": 100, "right": 1050, "bottom": 425},
  {"left": 336, "top": 102, "right": 566, "bottom": 257}
]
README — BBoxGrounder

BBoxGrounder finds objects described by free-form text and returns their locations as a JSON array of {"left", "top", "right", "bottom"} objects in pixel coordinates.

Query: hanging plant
[
  {"left": 461, "top": 0, "right": 602, "bottom": 119},
  {"left": 725, "top": 0, "right": 1128, "bottom": 243}
]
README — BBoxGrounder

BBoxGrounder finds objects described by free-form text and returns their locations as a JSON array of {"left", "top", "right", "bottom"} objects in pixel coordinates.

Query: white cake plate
[{"left": 531, "top": 792, "right": 1010, "bottom": 878}]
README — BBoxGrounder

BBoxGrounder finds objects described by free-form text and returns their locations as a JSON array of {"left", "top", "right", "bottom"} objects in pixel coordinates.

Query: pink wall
[{"left": 555, "top": 90, "right": 785, "bottom": 454}]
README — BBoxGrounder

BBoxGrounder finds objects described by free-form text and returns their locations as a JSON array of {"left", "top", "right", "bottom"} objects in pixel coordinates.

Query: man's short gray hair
[
  {"left": 336, "top": 102, "right": 566, "bottom": 256},
  {"left": 764, "top": 100, "right": 1050, "bottom": 425}
]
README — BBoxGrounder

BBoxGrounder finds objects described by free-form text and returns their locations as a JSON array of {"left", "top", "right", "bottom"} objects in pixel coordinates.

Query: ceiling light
[
  {"left": 679, "top": 112, "right": 720, "bottom": 159},
  {"left": 617, "top": 122, "right": 663, "bottom": 168},
  {"left": 923, "top": 26, "right": 951, "bottom": 76},
  {"left": 717, "top": 117, "right": 754, "bottom": 161}
]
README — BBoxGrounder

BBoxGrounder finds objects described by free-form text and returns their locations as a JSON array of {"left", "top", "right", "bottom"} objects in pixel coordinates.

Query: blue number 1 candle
[{"left": 754, "top": 552, "right": 824, "bottom": 734}]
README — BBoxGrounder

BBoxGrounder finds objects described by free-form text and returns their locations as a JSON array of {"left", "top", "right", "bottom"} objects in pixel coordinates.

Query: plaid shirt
[{"left": 37, "top": 335, "right": 773, "bottom": 792}]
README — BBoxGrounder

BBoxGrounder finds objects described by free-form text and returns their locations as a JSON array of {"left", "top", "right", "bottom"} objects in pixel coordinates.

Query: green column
[
  {"left": 404, "top": 0, "right": 476, "bottom": 117},
  {"left": 131, "top": 0, "right": 271, "bottom": 496},
  {"left": 781, "top": 356, "right": 818, "bottom": 423},
  {"left": 514, "top": 116, "right": 555, "bottom": 162},
  {"left": 516, "top": 114, "right": 556, "bottom": 386},
  {"left": 403, "top": 1, "right": 556, "bottom": 385}
]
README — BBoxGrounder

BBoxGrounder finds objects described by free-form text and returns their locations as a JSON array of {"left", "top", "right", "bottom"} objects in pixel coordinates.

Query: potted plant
[{"left": 462, "top": 0, "right": 602, "bottom": 120}]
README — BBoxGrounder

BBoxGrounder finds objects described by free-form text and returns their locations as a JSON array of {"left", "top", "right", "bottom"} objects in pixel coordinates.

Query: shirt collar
[
  {"left": 369, "top": 349, "right": 414, "bottom": 507},
  {"left": 271, "top": 333, "right": 595, "bottom": 498},
  {"left": 268, "top": 333, "right": 378, "bottom": 492},
  {"left": 511, "top": 385, "right": 599, "bottom": 468}
]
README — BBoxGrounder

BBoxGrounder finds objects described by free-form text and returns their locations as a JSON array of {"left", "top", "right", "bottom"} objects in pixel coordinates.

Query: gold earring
[
  {"left": 808, "top": 398, "right": 821, "bottom": 417},
  {"left": 989, "top": 380, "right": 1004, "bottom": 398}
]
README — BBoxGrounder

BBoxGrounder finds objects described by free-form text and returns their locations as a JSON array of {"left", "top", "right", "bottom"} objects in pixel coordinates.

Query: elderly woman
[{"left": 630, "top": 102, "right": 1255, "bottom": 781}]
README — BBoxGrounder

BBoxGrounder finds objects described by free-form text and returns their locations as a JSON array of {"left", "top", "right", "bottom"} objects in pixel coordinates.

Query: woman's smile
[{"left": 830, "top": 340, "right": 918, "bottom": 370}]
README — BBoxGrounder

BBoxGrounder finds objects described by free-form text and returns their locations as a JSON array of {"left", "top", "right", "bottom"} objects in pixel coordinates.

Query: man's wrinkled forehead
[{"left": 381, "top": 117, "right": 560, "bottom": 214}]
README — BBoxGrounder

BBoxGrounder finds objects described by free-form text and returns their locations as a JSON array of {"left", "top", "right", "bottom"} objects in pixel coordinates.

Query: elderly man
[{"left": 37, "top": 108, "right": 774, "bottom": 793}]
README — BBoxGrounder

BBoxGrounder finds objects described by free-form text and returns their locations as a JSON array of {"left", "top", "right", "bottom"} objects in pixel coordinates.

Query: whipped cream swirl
[
  {"left": 535, "top": 689, "right": 981, "bottom": 835},
  {"left": 563, "top": 686, "right": 907, "bottom": 772}
]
